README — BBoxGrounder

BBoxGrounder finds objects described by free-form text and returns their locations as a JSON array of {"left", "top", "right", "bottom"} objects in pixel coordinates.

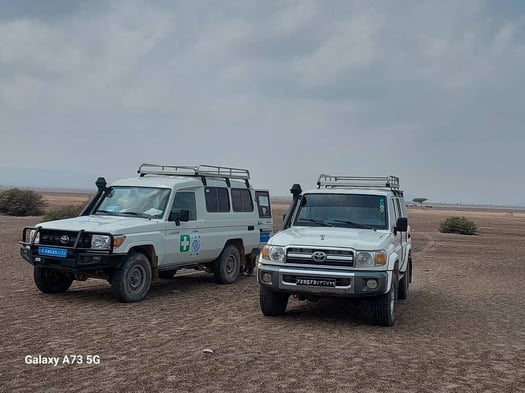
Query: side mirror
[
  {"left": 169, "top": 209, "right": 190, "bottom": 225},
  {"left": 395, "top": 217, "right": 408, "bottom": 233}
]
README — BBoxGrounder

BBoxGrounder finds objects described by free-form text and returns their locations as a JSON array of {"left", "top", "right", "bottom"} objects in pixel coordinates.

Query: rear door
[{"left": 255, "top": 190, "right": 273, "bottom": 246}]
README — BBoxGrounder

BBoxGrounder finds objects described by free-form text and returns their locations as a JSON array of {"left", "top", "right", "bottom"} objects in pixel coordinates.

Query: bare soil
[{"left": 1, "top": 198, "right": 524, "bottom": 393}]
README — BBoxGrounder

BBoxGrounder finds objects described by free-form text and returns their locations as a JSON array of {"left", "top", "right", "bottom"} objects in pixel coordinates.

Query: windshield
[
  {"left": 293, "top": 193, "right": 388, "bottom": 230},
  {"left": 95, "top": 187, "right": 171, "bottom": 218}
]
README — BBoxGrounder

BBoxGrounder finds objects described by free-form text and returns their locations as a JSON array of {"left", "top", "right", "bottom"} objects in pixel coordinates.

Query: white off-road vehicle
[
  {"left": 257, "top": 175, "right": 411, "bottom": 326},
  {"left": 20, "top": 164, "right": 272, "bottom": 302}
]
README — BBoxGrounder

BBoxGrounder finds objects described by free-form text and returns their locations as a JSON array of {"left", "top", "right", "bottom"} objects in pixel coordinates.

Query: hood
[
  {"left": 269, "top": 226, "right": 390, "bottom": 250},
  {"left": 36, "top": 214, "right": 162, "bottom": 234}
]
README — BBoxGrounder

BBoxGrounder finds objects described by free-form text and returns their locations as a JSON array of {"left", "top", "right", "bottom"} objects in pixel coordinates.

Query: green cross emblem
[{"left": 180, "top": 235, "right": 190, "bottom": 252}]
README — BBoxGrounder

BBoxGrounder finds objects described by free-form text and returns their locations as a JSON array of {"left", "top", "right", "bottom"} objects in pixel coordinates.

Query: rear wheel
[
  {"left": 213, "top": 245, "right": 241, "bottom": 284},
  {"left": 371, "top": 278, "right": 397, "bottom": 326},
  {"left": 34, "top": 267, "right": 73, "bottom": 293},
  {"left": 260, "top": 286, "right": 289, "bottom": 316},
  {"left": 111, "top": 252, "right": 152, "bottom": 302}
]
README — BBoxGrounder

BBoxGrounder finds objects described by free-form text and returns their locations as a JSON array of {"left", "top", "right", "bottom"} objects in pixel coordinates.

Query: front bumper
[
  {"left": 20, "top": 245, "right": 127, "bottom": 272},
  {"left": 257, "top": 262, "right": 390, "bottom": 297}
]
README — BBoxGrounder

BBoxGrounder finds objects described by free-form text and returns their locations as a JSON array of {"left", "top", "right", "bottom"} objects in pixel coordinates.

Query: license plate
[
  {"left": 38, "top": 247, "right": 67, "bottom": 258},
  {"left": 296, "top": 277, "right": 336, "bottom": 287}
]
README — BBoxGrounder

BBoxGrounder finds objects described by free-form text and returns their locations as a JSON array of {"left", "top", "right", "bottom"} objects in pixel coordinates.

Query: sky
[{"left": 1, "top": 0, "right": 524, "bottom": 205}]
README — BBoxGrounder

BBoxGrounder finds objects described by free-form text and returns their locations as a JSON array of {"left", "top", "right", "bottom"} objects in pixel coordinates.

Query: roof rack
[
  {"left": 317, "top": 174, "right": 400, "bottom": 191},
  {"left": 137, "top": 164, "right": 251, "bottom": 187}
]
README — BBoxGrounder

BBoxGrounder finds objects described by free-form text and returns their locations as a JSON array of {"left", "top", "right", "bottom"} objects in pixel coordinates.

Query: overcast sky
[{"left": 1, "top": 0, "right": 524, "bottom": 205}]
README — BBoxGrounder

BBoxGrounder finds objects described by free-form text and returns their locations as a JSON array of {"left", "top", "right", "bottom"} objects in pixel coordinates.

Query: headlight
[
  {"left": 355, "top": 251, "right": 387, "bottom": 267},
  {"left": 261, "top": 245, "right": 286, "bottom": 262},
  {"left": 91, "top": 235, "right": 111, "bottom": 250},
  {"left": 30, "top": 230, "right": 40, "bottom": 244}
]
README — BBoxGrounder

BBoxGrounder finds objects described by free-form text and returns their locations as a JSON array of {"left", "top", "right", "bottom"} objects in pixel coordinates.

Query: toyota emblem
[
  {"left": 60, "top": 235, "right": 70, "bottom": 245},
  {"left": 312, "top": 251, "right": 327, "bottom": 262}
]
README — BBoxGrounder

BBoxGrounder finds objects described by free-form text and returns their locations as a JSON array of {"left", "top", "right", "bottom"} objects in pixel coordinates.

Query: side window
[
  {"left": 395, "top": 199, "right": 403, "bottom": 218},
  {"left": 392, "top": 198, "right": 402, "bottom": 220},
  {"left": 232, "top": 189, "right": 254, "bottom": 212},
  {"left": 172, "top": 191, "right": 197, "bottom": 220},
  {"left": 255, "top": 191, "right": 272, "bottom": 218},
  {"left": 205, "top": 187, "right": 230, "bottom": 212}
]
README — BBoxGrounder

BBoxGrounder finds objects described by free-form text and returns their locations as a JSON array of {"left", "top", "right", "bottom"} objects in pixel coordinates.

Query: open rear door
[{"left": 255, "top": 190, "right": 273, "bottom": 246}]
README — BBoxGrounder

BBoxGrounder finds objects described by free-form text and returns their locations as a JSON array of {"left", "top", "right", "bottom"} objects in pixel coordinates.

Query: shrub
[
  {"left": 0, "top": 188, "right": 47, "bottom": 216},
  {"left": 43, "top": 204, "right": 84, "bottom": 221},
  {"left": 439, "top": 216, "right": 478, "bottom": 235}
]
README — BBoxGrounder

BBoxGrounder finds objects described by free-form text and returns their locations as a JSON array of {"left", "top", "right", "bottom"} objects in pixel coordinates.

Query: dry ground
[{"left": 1, "top": 195, "right": 524, "bottom": 393}]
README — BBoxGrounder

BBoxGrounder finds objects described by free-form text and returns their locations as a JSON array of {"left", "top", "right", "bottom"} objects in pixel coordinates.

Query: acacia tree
[{"left": 412, "top": 197, "right": 428, "bottom": 208}]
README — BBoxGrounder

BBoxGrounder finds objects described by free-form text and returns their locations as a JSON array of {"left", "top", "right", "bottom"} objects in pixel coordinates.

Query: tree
[{"left": 412, "top": 197, "right": 427, "bottom": 208}]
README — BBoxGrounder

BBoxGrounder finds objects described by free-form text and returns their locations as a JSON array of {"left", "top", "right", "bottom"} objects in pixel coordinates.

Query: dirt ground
[{"left": 1, "top": 197, "right": 524, "bottom": 393}]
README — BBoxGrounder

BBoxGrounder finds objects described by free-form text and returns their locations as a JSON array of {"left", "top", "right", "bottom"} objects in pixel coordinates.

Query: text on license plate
[
  {"left": 296, "top": 278, "right": 336, "bottom": 287},
  {"left": 38, "top": 247, "right": 67, "bottom": 258}
]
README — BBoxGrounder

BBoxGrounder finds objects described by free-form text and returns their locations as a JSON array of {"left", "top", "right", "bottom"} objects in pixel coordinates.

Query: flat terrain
[{"left": 1, "top": 196, "right": 524, "bottom": 393}]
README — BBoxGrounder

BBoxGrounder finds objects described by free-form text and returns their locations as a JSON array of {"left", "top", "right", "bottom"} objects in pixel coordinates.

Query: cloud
[{"left": 0, "top": 0, "right": 524, "bottom": 204}]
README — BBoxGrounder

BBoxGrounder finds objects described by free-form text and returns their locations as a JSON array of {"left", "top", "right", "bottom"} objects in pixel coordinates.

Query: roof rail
[
  {"left": 317, "top": 174, "right": 400, "bottom": 190},
  {"left": 137, "top": 163, "right": 251, "bottom": 187}
]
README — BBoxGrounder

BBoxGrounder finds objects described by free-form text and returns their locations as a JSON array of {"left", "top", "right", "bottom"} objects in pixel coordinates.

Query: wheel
[
  {"left": 398, "top": 257, "right": 411, "bottom": 300},
  {"left": 259, "top": 285, "right": 289, "bottom": 316},
  {"left": 34, "top": 267, "right": 73, "bottom": 293},
  {"left": 213, "top": 244, "right": 241, "bottom": 284},
  {"left": 159, "top": 269, "right": 178, "bottom": 279},
  {"left": 371, "top": 277, "right": 397, "bottom": 326},
  {"left": 111, "top": 252, "right": 152, "bottom": 302}
]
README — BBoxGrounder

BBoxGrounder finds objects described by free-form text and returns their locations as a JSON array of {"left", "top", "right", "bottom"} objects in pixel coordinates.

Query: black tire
[
  {"left": 34, "top": 267, "right": 73, "bottom": 294},
  {"left": 213, "top": 244, "right": 241, "bottom": 284},
  {"left": 371, "top": 277, "right": 397, "bottom": 326},
  {"left": 158, "top": 269, "right": 178, "bottom": 279},
  {"left": 259, "top": 285, "right": 289, "bottom": 316},
  {"left": 111, "top": 252, "right": 152, "bottom": 302},
  {"left": 398, "top": 258, "right": 411, "bottom": 300}
]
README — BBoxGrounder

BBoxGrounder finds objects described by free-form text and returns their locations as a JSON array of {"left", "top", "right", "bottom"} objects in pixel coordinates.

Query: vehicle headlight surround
[
  {"left": 91, "top": 234, "right": 111, "bottom": 250},
  {"left": 356, "top": 251, "right": 387, "bottom": 267},
  {"left": 262, "top": 245, "right": 285, "bottom": 262},
  {"left": 30, "top": 229, "right": 40, "bottom": 244}
]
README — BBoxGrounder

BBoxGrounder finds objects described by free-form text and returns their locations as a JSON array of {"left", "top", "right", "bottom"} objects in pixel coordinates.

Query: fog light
[
  {"left": 366, "top": 279, "right": 378, "bottom": 289},
  {"left": 262, "top": 272, "right": 272, "bottom": 284}
]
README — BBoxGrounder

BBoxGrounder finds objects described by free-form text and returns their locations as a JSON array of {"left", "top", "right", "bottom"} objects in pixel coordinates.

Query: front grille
[
  {"left": 40, "top": 230, "right": 92, "bottom": 248},
  {"left": 286, "top": 247, "right": 354, "bottom": 267}
]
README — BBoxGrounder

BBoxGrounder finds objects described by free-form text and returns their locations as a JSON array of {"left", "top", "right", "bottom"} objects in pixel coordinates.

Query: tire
[
  {"left": 259, "top": 285, "right": 289, "bottom": 316},
  {"left": 371, "top": 277, "right": 397, "bottom": 326},
  {"left": 159, "top": 269, "right": 178, "bottom": 279},
  {"left": 111, "top": 252, "right": 152, "bottom": 302},
  {"left": 213, "top": 244, "right": 241, "bottom": 284},
  {"left": 398, "top": 258, "right": 411, "bottom": 300},
  {"left": 34, "top": 267, "right": 73, "bottom": 294}
]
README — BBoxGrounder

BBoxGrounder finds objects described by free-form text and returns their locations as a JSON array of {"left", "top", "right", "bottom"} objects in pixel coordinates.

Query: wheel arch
[{"left": 129, "top": 245, "right": 159, "bottom": 280}]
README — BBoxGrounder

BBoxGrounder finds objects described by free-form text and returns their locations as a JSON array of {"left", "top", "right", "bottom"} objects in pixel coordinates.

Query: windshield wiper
[
  {"left": 296, "top": 218, "right": 333, "bottom": 227},
  {"left": 120, "top": 211, "right": 151, "bottom": 219},
  {"left": 95, "top": 210, "right": 117, "bottom": 216},
  {"left": 331, "top": 219, "right": 376, "bottom": 230}
]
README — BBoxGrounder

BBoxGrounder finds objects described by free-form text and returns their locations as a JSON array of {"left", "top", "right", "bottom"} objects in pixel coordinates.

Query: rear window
[
  {"left": 232, "top": 189, "right": 254, "bottom": 212},
  {"left": 205, "top": 187, "right": 230, "bottom": 212}
]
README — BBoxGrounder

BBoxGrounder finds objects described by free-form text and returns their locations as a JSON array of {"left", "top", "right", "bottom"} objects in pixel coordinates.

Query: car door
[
  {"left": 255, "top": 190, "right": 273, "bottom": 246},
  {"left": 163, "top": 190, "right": 200, "bottom": 267}
]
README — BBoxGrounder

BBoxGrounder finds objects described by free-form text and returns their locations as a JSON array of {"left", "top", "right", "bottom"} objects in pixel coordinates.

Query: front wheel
[
  {"left": 34, "top": 267, "right": 73, "bottom": 293},
  {"left": 371, "top": 278, "right": 397, "bottom": 326},
  {"left": 213, "top": 245, "right": 241, "bottom": 284},
  {"left": 111, "top": 252, "right": 152, "bottom": 302},
  {"left": 259, "top": 286, "right": 289, "bottom": 316}
]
